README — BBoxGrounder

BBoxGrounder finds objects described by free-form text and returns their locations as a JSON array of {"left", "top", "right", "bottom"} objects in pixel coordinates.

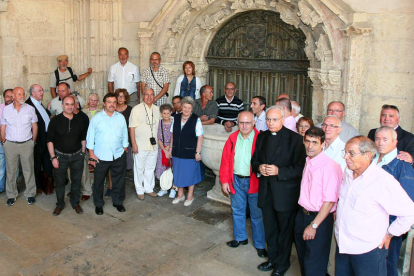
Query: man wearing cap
[{"left": 50, "top": 55, "right": 92, "bottom": 99}]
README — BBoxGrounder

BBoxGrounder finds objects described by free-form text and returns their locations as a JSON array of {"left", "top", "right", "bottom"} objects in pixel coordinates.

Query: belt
[
  {"left": 55, "top": 149, "right": 82, "bottom": 156},
  {"left": 302, "top": 207, "right": 318, "bottom": 216},
  {"left": 7, "top": 139, "right": 31, "bottom": 144},
  {"left": 234, "top": 174, "right": 250, "bottom": 179}
]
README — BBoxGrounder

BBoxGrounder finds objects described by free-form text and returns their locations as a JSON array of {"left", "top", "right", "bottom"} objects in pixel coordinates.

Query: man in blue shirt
[{"left": 86, "top": 93, "right": 129, "bottom": 215}]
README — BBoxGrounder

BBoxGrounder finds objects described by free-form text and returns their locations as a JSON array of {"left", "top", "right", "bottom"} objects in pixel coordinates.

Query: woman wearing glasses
[
  {"left": 169, "top": 96, "right": 203, "bottom": 206},
  {"left": 173, "top": 61, "right": 202, "bottom": 99},
  {"left": 297, "top": 117, "right": 314, "bottom": 136}
]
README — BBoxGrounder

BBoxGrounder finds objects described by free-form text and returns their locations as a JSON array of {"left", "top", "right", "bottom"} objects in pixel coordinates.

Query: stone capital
[
  {"left": 340, "top": 22, "right": 372, "bottom": 36},
  {"left": 137, "top": 22, "right": 154, "bottom": 39}
]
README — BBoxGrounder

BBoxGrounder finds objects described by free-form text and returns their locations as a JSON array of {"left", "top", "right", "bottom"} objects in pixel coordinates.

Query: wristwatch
[
  {"left": 311, "top": 222, "right": 318, "bottom": 229},
  {"left": 196, "top": 152, "right": 201, "bottom": 155},
  {"left": 50, "top": 156, "right": 57, "bottom": 161}
]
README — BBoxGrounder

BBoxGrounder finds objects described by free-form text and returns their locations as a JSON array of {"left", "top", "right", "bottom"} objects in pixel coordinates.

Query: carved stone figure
[
  {"left": 163, "top": 37, "right": 177, "bottom": 58},
  {"left": 171, "top": 10, "right": 191, "bottom": 34},
  {"left": 188, "top": 0, "right": 216, "bottom": 11},
  {"left": 297, "top": 0, "right": 322, "bottom": 30},
  {"left": 275, "top": 3, "right": 301, "bottom": 28},
  {"left": 200, "top": 8, "right": 231, "bottom": 30},
  {"left": 314, "top": 34, "right": 332, "bottom": 62}
]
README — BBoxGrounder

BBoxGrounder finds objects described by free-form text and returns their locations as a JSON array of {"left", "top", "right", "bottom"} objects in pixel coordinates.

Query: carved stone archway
[{"left": 138, "top": 0, "right": 372, "bottom": 127}]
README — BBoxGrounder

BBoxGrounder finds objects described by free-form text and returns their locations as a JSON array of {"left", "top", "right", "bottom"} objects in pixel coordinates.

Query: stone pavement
[{"left": 0, "top": 171, "right": 300, "bottom": 276}]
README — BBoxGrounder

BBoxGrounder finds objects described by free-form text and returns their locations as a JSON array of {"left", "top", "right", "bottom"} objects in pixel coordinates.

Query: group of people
[
  {"left": 220, "top": 97, "right": 414, "bottom": 276},
  {"left": 1, "top": 46, "right": 413, "bottom": 276}
]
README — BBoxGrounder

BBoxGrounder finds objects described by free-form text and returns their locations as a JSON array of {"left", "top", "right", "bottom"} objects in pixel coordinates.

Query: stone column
[
  {"left": 309, "top": 67, "right": 323, "bottom": 123},
  {"left": 137, "top": 22, "right": 154, "bottom": 75}
]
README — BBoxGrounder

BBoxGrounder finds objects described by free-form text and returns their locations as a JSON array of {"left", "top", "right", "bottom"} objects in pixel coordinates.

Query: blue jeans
[
  {"left": 0, "top": 144, "right": 5, "bottom": 192},
  {"left": 336, "top": 246, "right": 388, "bottom": 276},
  {"left": 230, "top": 175, "right": 266, "bottom": 249},
  {"left": 387, "top": 236, "right": 402, "bottom": 276}
]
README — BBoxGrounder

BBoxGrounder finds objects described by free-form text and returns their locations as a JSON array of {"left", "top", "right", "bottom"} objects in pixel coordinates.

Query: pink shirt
[
  {"left": 298, "top": 151, "right": 342, "bottom": 212},
  {"left": 283, "top": 115, "right": 297, "bottom": 132},
  {"left": 335, "top": 162, "right": 414, "bottom": 254}
]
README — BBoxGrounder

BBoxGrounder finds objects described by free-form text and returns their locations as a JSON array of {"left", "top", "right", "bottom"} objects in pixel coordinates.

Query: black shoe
[
  {"left": 226, "top": 239, "right": 248, "bottom": 248},
  {"left": 256, "top": 248, "right": 268, "bottom": 258},
  {"left": 95, "top": 206, "right": 104, "bottom": 215},
  {"left": 113, "top": 204, "right": 126, "bottom": 212},
  {"left": 271, "top": 269, "right": 285, "bottom": 276},
  {"left": 257, "top": 261, "right": 274, "bottom": 271},
  {"left": 6, "top": 198, "right": 16, "bottom": 206},
  {"left": 26, "top": 197, "right": 36, "bottom": 205}
]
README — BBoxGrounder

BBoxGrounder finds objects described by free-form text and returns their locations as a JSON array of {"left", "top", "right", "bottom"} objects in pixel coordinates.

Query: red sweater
[{"left": 219, "top": 129, "right": 260, "bottom": 194}]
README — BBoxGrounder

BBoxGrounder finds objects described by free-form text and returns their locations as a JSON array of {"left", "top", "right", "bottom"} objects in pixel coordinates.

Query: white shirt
[
  {"left": 324, "top": 136, "right": 346, "bottom": 171},
  {"left": 108, "top": 61, "right": 140, "bottom": 94},
  {"left": 50, "top": 95, "right": 86, "bottom": 116},
  {"left": 254, "top": 110, "right": 268, "bottom": 132},
  {"left": 30, "top": 96, "right": 50, "bottom": 130}
]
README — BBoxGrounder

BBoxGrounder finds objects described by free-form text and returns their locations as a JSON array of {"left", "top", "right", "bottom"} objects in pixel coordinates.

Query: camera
[{"left": 150, "top": 137, "right": 156, "bottom": 145}]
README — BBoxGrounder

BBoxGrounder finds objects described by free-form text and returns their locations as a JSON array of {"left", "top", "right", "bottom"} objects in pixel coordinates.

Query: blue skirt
[{"left": 172, "top": 157, "right": 201, "bottom": 187}]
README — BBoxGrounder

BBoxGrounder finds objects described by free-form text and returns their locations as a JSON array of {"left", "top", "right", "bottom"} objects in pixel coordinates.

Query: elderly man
[
  {"left": 49, "top": 82, "right": 85, "bottom": 116},
  {"left": 108, "top": 47, "right": 140, "bottom": 107},
  {"left": 335, "top": 136, "right": 414, "bottom": 276},
  {"left": 275, "top": 97, "right": 297, "bottom": 132},
  {"left": 295, "top": 127, "right": 342, "bottom": 276},
  {"left": 250, "top": 96, "right": 267, "bottom": 132},
  {"left": 141, "top": 52, "right": 170, "bottom": 106},
  {"left": 252, "top": 106, "right": 306, "bottom": 276},
  {"left": 317, "top": 101, "right": 359, "bottom": 143},
  {"left": 193, "top": 85, "right": 218, "bottom": 125},
  {"left": 291, "top": 101, "right": 303, "bottom": 122},
  {"left": 215, "top": 82, "right": 244, "bottom": 132},
  {"left": 26, "top": 84, "right": 52, "bottom": 195},
  {"left": 87, "top": 93, "right": 129, "bottom": 215},
  {"left": 0, "top": 89, "right": 14, "bottom": 193},
  {"left": 47, "top": 96, "right": 87, "bottom": 216},
  {"left": 368, "top": 104, "right": 414, "bottom": 165},
  {"left": 130, "top": 88, "right": 160, "bottom": 200},
  {"left": 374, "top": 127, "right": 414, "bottom": 276},
  {"left": 50, "top": 55, "right": 92, "bottom": 99},
  {"left": 220, "top": 111, "right": 267, "bottom": 258},
  {"left": 172, "top": 96, "right": 183, "bottom": 117},
  {"left": 321, "top": 115, "right": 346, "bottom": 170},
  {"left": 0, "top": 87, "right": 38, "bottom": 206}
]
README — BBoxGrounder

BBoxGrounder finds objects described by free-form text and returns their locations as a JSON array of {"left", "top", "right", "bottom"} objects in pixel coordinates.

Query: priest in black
[{"left": 251, "top": 105, "right": 306, "bottom": 276}]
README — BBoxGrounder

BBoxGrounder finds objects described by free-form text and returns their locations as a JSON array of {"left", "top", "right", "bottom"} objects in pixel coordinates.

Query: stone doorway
[{"left": 206, "top": 10, "right": 311, "bottom": 115}]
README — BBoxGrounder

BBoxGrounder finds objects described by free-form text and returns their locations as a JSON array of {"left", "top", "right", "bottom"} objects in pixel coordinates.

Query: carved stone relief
[
  {"left": 162, "top": 33, "right": 177, "bottom": 59},
  {"left": 229, "top": 0, "right": 267, "bottom": 11},
  {"left": 171, "top": 10, "right": 191, "bottom": 34},
  {"left": 274, "top": 3, "right": 301, "bottom": 28},
  {"left": 297, "top": 0, "right": 322, "bottom": 30},
  {"left": 186, "top": 30, "right": 207, "bottom": 58},
  {"left": 314, "top": 34, "right": 332, "bottom": 62},
  {"left": 200, "top": 7, "right": 231, "bottom": 30},
  {"left": 188, "top": 0, "right": 216, "bottom": 11}
]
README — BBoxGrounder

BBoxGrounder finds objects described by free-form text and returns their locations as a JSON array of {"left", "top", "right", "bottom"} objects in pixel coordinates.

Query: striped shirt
[
  {"left": 0, "top": 103, "right": 38, "bottom": 142},
  {"left": 141, "top": 66, "right": 170, "bottom": 106},
  {"left": 215, "top": 95, "right": 244, "bottom": 125}
]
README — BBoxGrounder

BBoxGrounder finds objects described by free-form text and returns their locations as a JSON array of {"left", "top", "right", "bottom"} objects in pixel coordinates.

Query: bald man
[{"left": 277, "top": 93, "right": 290, "bottom": 100}]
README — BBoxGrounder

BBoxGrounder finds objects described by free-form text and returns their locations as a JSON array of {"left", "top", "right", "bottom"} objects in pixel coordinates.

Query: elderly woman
[
  {"left": 169, "top": 96, "right": 203, "bottom": 206},
  {"left": 297, "top": 117, "right": 314, "bottom": 136},
  {"left": 174, "top": 61, "right": 202, "bottom": 99},
  {"left": 83, "top": 93, "right": 103, "bottom": 119}
]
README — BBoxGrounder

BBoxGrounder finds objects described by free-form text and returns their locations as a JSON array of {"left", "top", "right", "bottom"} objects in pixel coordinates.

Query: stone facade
[{"left": 0, "top": 0, "right": 413, "bottom": 135}]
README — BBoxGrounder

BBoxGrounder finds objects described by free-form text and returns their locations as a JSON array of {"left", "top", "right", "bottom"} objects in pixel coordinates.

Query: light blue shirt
[
  {"left": 30, "top": 96, "right": 50, "bottom": 130},
  {"left": 86, "top": 110, "right": 128, "bottom": 161},
  {"left": 373, "top": 148, "right": 398, "bottom": 167}
]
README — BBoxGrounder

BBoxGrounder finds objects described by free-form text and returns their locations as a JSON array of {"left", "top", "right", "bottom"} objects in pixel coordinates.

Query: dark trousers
[
  {"left": 261, "top": 191, "right": 297, "bottom": 273},
  {"left": 294, "top": 209, "right": 333, "bottom": 276},
  {"left": 93, "top": 152, "right": 126, "bottom": 207},
  {"left": 54, "top": 152, "right": 84, "bottom": 208},
  {"left": 387, "top": 236, "right": 402, "bottom": 276},
  {"left": 336, "top": 246, "right": 388, "bottom": 276},
  {"left": 34, "top": 141, "right": 52, "bottom": 189}
]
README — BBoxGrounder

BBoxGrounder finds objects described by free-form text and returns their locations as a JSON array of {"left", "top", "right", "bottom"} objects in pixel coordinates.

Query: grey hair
[
  {"left": 348, "top": 136, "right": 377, "bottom": 160},
  {"left": 328, "top": 101, "right": 345, "bottom": 110},
  {"left": 266, "top": 105, "right": 285, "bottom": 118},
  {"left": 291, "top": 101, "right": 301, "bottom": 114},
  {"left": 29, "top": 84, "right": 36, "bottom": 95},
  {"left": 181, "top": 96, "right": 195, "bottom": 109},
  {"left": 375, "top": 126, "right": 398, "bottom": 141},
  {"left": 69, "top": 94, "right": 79, "bottom": 104},
  {"left": 323, "top": 115, "right": 342, "bottom": 127}
]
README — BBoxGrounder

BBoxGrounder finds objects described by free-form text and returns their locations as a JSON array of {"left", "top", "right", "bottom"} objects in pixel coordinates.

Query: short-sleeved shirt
[
  {"left": 47, "top": 113, "right": 87, "bottom": 153},
  {"left": 193, "top": 99, "right": 218, "bottom": 120},
  {"left": 50, "top": 95, "right": 86, "bottom": 116},
  {"left": 129, "top": 103, "right": 160, "bottom": 151},
  {"left": 50, "top": 68, "right": 77, "bottom": 90},
  {"left": 0, "top": 103, "right": 38, "bottom": 142},
  {"left": 108, "top": 61, "right": 140, "bottom": 94},
  {"left": 141, "top": 66, "right": 171, "bottom": 106},
  {"left": 170, "top": 116, "right": 203, "bottom": 137}
]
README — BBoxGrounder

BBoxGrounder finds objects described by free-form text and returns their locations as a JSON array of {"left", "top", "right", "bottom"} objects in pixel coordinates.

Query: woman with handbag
[
  {"left": 169, "top": 96, "right": 203, "bottom": 206},
  {"left": 155, "top": 104, "right": 175, "bottom": 198}
]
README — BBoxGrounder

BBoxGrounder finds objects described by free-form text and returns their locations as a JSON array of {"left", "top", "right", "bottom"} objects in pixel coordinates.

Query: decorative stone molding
[
  {"left": 171, "top": 10, "right": 191, "bottom": 34},
  {"left": 304, "top": 33, "right": 316, "bottom": 62},
  {"left": 0, "top": 0, "right": 9, "bottom": 12},
  {"left": 229, "top": 0, "right": 267, "bottom": 11},
  {"left": 200, "top": 8, "right": 231, "bottom": 30},
  {"left": 186, "top": 30, "right": 206, "bottom": 58},
  {"left": 297, "top": 0, "right": 322, "bottom": 30},
  {"left": 274, "top": 3, "right": 301, "bottom": 28},
  {"left": 340, "top": 22, "right": 372, "bottom": 36},
  {"left": 188, "top": 0, "right": 216, "bottom": 11},
  {"left": 315, "top": 34, "right": 332, "bottom": 62},
  {"left": 162, "top": 34, "right": 177, "bottom": 59}
]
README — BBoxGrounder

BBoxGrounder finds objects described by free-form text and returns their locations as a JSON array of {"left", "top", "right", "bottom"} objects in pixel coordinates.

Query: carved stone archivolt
[
  {"left": 186, "top": 30, "right": 206, "bottom": 58},
  {"left": 229, "top": 0, "right": 267, "bottom": 11},
  {"left": 200, "top": 8, "right": 231, "bottom": 30},
  {"left": 315, "top": 34, "right": 332, "bottom": 63},
  {"left": 297, "top": 0, "right": 323, "bottom": 30},
  {"left": 171, "top": 10, "right": 191, "bottom": 34},
  {"left": 188, "top": 0, "right": 216, "bottom": 11}
]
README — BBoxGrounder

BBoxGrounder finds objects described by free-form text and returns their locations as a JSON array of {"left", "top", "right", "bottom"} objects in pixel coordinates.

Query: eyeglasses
[
  {"left": 239, "top": 122, "right": 253, "bottom": 126},
  {"left": 327, "top": 109, "right": 344, "bottom": 113},
  {"left": 225, "top": 88, "right": 235, "bottom": 91},
  {"left": 266, "top": 117, "right": 282, "bottom": 123},
  {"left": 118, "top": 95, "right": 125, "bottom": 98},
  {"left": 321, "top": 123, "right": 340, "bottom": 129},
  {"left": 341, "top": 150, "right": 366, "bottom": 158}
]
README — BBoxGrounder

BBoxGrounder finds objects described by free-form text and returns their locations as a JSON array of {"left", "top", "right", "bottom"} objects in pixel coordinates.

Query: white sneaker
[
  {"left": 184, "top": 198, "right": 194, "bottom": 206},
  {"left": 169, "top": 189, "right": 177, "bottom": 198},
  {"left": 172, "top": 196, "right": 185, "bottom": 204},
  {"left": 157, "top": 190, "right": 168, "bottom": 197}
]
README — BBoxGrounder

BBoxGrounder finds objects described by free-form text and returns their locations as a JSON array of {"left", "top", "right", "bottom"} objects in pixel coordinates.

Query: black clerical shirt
[{"left": 47, "top": 113, "right": 87, "bottom": 154}]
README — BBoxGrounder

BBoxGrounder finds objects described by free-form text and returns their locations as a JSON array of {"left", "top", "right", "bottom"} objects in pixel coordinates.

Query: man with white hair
[
  {"left": 275, "top": 97, "right": 297, "bottom": 132},
  {"left": 291, "top": 101, "right": 303, "bottom": 122},
  {"left": 321, "top": 115, "right": 346, "bottom": 170},
  {"left": 374, "top": 126, "right": 414, "bottom": 276}
]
